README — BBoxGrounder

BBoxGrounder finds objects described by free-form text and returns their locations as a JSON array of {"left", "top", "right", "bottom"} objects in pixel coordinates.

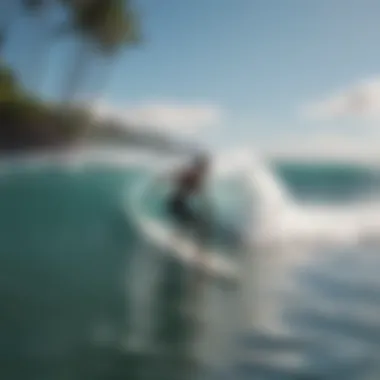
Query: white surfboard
[{"left": 128, "top": 174, "right": 239, "bottom": 281}]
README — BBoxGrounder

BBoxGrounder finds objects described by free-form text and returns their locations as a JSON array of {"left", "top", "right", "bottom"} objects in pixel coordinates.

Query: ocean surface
[{"left": 1, "top": 151, "right": 380, "bottom": 379}]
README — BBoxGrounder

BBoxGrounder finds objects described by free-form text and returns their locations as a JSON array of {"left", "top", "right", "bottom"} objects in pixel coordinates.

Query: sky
[{"left": 6, "top": 0, "right": 380, "bottom": 161}]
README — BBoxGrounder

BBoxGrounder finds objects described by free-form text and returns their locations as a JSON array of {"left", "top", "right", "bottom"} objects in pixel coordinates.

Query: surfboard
[{"left": 128, "top": 173, "right": 240, "bottom": 282}]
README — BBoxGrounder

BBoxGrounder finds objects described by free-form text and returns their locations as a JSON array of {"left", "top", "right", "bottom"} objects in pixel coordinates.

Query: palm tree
[
  {"left": 60, "top": 0, "right": 139, "bottom": 103},
  {"left": 90, "top": 0, "right": 139, "bottom": 102}
]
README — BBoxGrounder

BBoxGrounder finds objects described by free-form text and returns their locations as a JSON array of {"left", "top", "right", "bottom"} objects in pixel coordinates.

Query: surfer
[{"left": 167, "top": 154, "right": 211, "bottom": 240}]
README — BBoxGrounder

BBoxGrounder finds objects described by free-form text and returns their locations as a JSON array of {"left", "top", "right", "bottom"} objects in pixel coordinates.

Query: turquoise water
[
  {"left": 276, "top": 162, "right": 380, "bottom": 203},
  {"left": 1, "top": 155, "right": 380, "bottom": 379},
  {"left": 232, "top": 162, "right": 380, "bottom": 380},
  {"left": 0, "top": 161, "right": 244, "bottom": 380}
]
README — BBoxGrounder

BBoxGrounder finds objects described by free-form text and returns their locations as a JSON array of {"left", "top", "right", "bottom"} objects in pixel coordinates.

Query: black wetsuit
[
  {"left": 168, "top": 190, "right": 196, "bottom": 226},
  {"left": 168, "top": 170, "right": 202, "bottom": 227}
]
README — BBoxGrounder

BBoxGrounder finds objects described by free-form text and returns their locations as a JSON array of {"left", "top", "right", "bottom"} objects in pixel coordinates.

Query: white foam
[
  {"left": 238, "top": 155, "right": 380, "bottom": 246},
  {"left": 127, "top": 172, "right": 239, "bottom": 280},
  {"left": 208, "top": 148, "right": 380, "bottom": 247},
  {"left": 3, "top": 146, "right": 380, "bottom": 248}
]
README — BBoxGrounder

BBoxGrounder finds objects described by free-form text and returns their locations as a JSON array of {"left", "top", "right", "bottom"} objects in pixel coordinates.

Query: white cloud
[
  {"left": 92, "top": 101, "right": 222, "bottom": 135},
  {"left": 301, "top": 77, "right": 380, "bottom": 121}
]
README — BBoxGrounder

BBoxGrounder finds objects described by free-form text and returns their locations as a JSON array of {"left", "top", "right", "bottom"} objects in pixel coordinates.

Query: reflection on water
[
  {"left": 233, "top": 244, "right": 380, "bottom": 380},
  {"left": 0, "top": 165, "right": 242, "bottom": 380},
  {"left": 2, "top": 162, "right": 380, "bottom": 380}
]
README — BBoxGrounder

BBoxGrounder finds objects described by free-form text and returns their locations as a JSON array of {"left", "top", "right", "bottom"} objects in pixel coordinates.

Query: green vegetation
[{"left": 0, "top": 0, "right": 140, "bottom": 151}]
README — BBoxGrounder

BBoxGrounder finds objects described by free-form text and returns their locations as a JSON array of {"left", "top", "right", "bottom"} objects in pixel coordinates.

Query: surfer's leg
[
  {"left": 179, "top": 205, "right": 203, "bottom": 240},
  {"left": 168, "top": 198, "right": 208, "bottom": 268},
  {"left": 168, "top": 198, "right": 191, "bottom": 228},
  {"left": 186, "top": 208, "right": 208, "bottom": 243}
]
